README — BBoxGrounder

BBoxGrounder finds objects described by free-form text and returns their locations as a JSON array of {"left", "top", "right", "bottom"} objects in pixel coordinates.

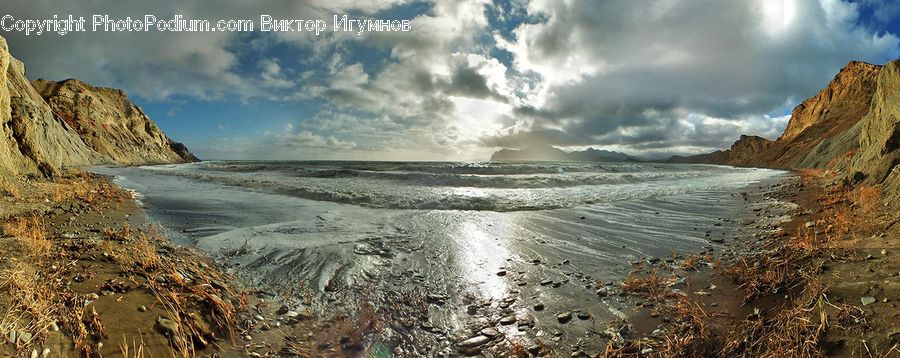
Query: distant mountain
[{"left": 490, "top": 143, "right": 637, "bottom": 162}]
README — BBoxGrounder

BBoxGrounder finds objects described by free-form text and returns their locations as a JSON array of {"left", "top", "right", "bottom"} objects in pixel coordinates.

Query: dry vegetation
[
  {"left": 1, "top": 173, "right": 244, "bottom": 357},
  {"left": 0, "top": 179, "right": 21, "bottom": 200},
  {"left": 1, "top": 215, "right": 50, "bottom": 258},
  {"left": 51, "top": 173, "right": 129, "bottom": 204},
  {"left": 603, "top": 172, "right": 890, "bottom": 358}
]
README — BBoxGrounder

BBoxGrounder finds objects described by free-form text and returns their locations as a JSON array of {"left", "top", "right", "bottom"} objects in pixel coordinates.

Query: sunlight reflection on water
[{"left": 453, "top": 218, "right": 512, "bottom": 300}]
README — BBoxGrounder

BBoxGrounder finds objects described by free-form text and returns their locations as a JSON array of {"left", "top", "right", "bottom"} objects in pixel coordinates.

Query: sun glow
[{"left": 761, "top": 0, "right": 796, "bottom": 36}]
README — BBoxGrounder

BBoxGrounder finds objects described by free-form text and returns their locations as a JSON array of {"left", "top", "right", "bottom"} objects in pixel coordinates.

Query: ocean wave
[{"left": 133, "top": 163, "right": 781, "bottom": 211}]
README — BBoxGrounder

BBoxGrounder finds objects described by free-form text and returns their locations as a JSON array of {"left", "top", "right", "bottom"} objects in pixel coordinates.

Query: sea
[{"left": 91, "top": 160, "right": 787, "bottom": 353}]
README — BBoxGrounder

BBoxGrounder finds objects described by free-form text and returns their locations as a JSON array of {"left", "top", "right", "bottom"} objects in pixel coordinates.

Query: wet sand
[
  {"left": 5, "top": 166, "right": 894, "bottom": 357},
  {"left": 92, "top": 164, "right": 796, "bottom": 356}
]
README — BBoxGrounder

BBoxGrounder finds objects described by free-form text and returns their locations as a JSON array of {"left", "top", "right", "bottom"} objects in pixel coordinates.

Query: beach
[
  {"left": 1, "top": 162, "right": 897, "bottom": 357},
  {"left": 91, "top": 160, "right": 792, "bottom": 356}
]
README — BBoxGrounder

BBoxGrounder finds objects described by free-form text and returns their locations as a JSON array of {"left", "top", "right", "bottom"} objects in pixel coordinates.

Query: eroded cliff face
[
  {"left": 673, "top": 61, "right": 883, "bottom": 171},
  {"left": 779, "top": 62, "right": 881, "bottom": 142},
  {"left": 0, "top": 34, "right": 197, "bottom": 178},
  {"left": 669, "top": 58, "right": 899, "bottom": 205},
  {"left": 33, "top": 79, "right": 198, "bottom": 165},
  {"left": 0, "top": 35, "right": 103, "bottom": 177},
  {"left": 851, "top": 59, "right": 900, "bottom": 203}
]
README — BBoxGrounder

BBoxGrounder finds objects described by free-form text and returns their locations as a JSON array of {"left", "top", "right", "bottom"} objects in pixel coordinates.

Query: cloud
[
  {"left": 3, "top": 0, "right": 899, "bottom": 159},
  {"left": 272, "top": 130, "right": 357, "bottom": 149},
  {"left": 479, "top": 0, "right": 900, "bottom": 156}
]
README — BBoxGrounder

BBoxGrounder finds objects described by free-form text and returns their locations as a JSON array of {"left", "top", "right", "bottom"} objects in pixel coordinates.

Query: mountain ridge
[{"left": 490, "top": 143, "right": 638, "bottom": 162}]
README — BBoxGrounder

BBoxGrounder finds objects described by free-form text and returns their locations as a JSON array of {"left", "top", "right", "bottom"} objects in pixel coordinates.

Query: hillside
[
  {"left": 0, "top": 34, "right": 196, "bottom": 178},
  {"left": 668, "top": 59, "right": 899, "bottom": 202},
  {"left": 490, "top": 143, "right": 637, "bottom": 162}
]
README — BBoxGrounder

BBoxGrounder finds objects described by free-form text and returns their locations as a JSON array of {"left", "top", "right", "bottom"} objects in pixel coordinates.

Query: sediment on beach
[
  {"left": 601, "top": 169, "right": 899, "bottom": 358},
  {"left": 0, "top": 172, "right": 244, "bottom": 357}
]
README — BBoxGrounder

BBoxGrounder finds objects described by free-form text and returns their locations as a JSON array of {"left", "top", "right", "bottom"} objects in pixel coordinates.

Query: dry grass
[
  {"left": 620, "top": 269, "right": 679, "bottom": 302},
  {"left": 51, "top": 173, "right": 129, "bottom": 204},
  {"left": 143, "top": 252, "right": 240, "bottom": 356},
  {"left": 0, "top": 261, "right": 59, "bottom": 351},
  {"left": 720, "top": 246, "right": 816, "bottom": 302},
  {"left": 602, "top": 291, "right": 718, "bottom": 357},
  {"left": 848, "top": 185, "right": 881, "bottom": 232},
  {"left": 0, "top": 179, "right": 21, "bottom": 199},
  {"left": 719, "top": 278, "right": 829, "bottom": 358},
  {"left": 681, "top": 254, "right": 702, "bottom": 271},
  {"left": 1, "top": 215, "right": 51, "bottom": 258},
  {"left": 133, "top": 234, "right": 162, "bottom": 270},
  {"left": 103, "top": 222, "right": 133, "bottom": 241},
  {"left": 119, "top": 333, "right": 147, "bottom": 358},
  {"left": 786, "top": 224, "right": 835, "bottom": 251}
]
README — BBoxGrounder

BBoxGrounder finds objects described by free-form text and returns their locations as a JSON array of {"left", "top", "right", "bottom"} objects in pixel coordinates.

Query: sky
[{"left": 2, "top": 0, "right": 899, "bottom": 161}]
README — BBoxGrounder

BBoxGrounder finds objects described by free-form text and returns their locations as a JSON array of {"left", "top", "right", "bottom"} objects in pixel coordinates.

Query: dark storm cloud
[
  {"left": 490, "top": 0, "right": 900, "bottom": 155},
  {"left": 3, "top": 0, "right": 899, "bottom": 160}
]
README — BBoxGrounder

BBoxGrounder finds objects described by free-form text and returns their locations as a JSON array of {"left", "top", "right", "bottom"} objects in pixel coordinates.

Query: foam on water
[
  {"left": 131, "top": 161, "right": 781, "bottom": 211},
  {"left": 91, "top": 160, "right": 789, "bottom": 352}
]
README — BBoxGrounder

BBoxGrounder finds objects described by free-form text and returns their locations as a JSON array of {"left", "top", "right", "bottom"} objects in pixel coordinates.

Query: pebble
[
  {"left": 156, "top": 317, "right": 179, "bottom": 336},
  {"left": 458, "top": 335, "right": 490, "bottom": 348},
  {"left": 576, "top": 312, "right": 590, "bottom": 320},
  {"left": 480, "top": 328, "right": 500, "bottom": 337},
  {"left": 557, "top": 312, "right": 572, "bottom": 324},
  {"left": 534, "top": 302, "right": 545, "bottom": 311},
  {"left": 41, "top": 348, "right": 50, "bottom": 358},
  {"left": 496, "top": 270, "right": 507, "bottom": 276},
  {"left": 596, "top": 287, "right": 608, "bottom": 297},
  {"left": 499, "top": 316, "right": 516, "bottom": 325},
  {"left": 138, "top": 305, "right": 147, "bottom": 312},
  {"left": 861, "top": 296, "right": 876, "bottom": 306},
  {"left": 17, "top": 331, "right": 32, "bottom": 344}
]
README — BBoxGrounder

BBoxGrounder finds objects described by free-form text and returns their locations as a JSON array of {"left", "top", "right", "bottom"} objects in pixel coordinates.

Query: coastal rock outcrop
[
  {"left": 670, "top": 61, "right": 883, "bottom": 171},
  {"left": 33, "top": 79, "right": 197, "bottom": 165},
  {"left": 0, "top": 34, "right": 197, "bottom": 178},
  {"left": 669, "top": 58, "right": 899, "bottom": 205},
  {"left": 0, "top": 35, "right": 103, "bottom": 177},
  {"left": 850, "top": 59, "right": 900, "bottom": 202},
  {"left": 779, "top": 61, "right": 881, "bottom": 142}
]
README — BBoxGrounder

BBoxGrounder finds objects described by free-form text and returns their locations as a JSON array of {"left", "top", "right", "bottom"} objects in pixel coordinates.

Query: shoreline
[
  {"left": 0, "top": 171, "right": 250, "bottom": 357},
  {"left": 1, "top": 166, "right": 897, "bottom": 357},
  {"left": 604, "top": 168, "right": 899, "bottom": 357}
]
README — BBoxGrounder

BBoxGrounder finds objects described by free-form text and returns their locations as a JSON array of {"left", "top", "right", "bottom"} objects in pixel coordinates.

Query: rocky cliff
[
  {"left": 0, "top": 34, "right": 196, "bottom": 178},
  {"left": 0, "top": 35, "right": 103, "bottom": 177},
  {"left": 669, "top": 58, "right": 900, "bottom": 204},
  {"left": 32, "top": 79, "right": 198, "bottom": 165},
  {"left": 778, "top": 61, "right": 881, "bottom": 142},
  {"left": 670, "top": 61, "right": 883, "bottom": 171},
  {"left": 850, "top": 59, "right": 900, "bottom": 203}
]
